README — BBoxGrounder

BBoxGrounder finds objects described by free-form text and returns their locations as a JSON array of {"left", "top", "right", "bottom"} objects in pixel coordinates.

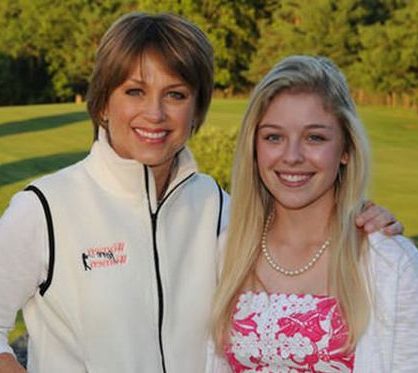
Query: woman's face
[
  {"left": 256, "top": 92, "right": 348, "bottom": 212},
  {"left": 104, "top": 49, "right": 197, "bottom": 174}
]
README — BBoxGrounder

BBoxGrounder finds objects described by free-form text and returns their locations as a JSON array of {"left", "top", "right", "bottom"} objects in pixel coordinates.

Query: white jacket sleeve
[
  {"left": 216, "top": 190, "right": 229, "bottom": 280},
  {"left": 205, "top": 339, "right": 232, "bottom": 373},
  {"left": 206, "top": 191, "right": 231, "bottom": 372},
  {"left": 391, "top": 237, "right": 418, "bottom": 371},
  {"left": 0, "top": 191, "right": 48, "bottom": 355}
]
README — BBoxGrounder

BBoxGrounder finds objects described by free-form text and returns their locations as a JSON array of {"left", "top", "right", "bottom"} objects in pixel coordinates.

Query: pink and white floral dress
[{"left": 224, "top": 292, "right": 354, "bottom": 372}]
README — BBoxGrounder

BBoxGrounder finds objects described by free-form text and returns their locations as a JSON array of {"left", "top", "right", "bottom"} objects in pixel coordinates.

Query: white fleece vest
[{"left": 23, "top": 138, "right": 226, "bottom": 373}]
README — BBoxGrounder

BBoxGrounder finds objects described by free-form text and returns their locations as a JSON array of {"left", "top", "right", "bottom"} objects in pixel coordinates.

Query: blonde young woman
[{"left": 211, "top": 56, "right": 418, "bottom": 372}]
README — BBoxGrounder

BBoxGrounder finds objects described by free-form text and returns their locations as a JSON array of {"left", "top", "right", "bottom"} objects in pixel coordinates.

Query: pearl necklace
[{"left": 261, "top": 213, "right": 330, "bottom": 276}]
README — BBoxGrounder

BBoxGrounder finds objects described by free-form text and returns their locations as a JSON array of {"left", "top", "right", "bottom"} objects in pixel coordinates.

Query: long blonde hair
[{"left": 212, "top": 55, "right": 371, "bottom": 351}]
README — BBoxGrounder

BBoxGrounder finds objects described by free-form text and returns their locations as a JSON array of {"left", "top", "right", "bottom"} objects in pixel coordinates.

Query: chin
[
  {"left": 276, "top": 190, "right": 336, "bottom": 212},
  {"left": 278, "top": 202, "right": 312, "bottom": 211},
  {"left": 129, "top": 150, "right": 165, "bottom": 166}
]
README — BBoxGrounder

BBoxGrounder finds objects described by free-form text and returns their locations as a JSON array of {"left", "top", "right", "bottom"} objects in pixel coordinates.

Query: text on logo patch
[{"left": 82, "top": 242, "right": 127, "bottom": 271}]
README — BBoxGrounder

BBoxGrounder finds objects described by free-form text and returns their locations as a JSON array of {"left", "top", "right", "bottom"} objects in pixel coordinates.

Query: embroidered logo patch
[{"left": 82, "top": 242, "right": 127, "bottom": 271}]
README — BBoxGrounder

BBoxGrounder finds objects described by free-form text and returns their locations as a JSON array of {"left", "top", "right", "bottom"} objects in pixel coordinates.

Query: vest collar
[{"left": 84, "top": 128, "right": 198, "bottom": 204}]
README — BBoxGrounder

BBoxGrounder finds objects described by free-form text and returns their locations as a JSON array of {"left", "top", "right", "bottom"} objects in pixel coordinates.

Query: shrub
[{"left": 189, "top": 126, "right": 238, "bottom": 192}]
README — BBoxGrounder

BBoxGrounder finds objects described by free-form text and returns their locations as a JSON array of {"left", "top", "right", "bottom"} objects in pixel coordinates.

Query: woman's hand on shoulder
[
  {"left": 0, "top": 353, "right": 26, "bottom": 373},
  {"left": 355, "top": 201, "right": 403, "bottom": 235}
]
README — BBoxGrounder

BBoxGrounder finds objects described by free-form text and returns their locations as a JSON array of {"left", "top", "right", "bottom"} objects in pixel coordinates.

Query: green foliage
[
  {"left": 0, "top": 54, "right": 53, "bottom": 104},
  {"left": 246, "top": 0, "right": 418, "bottom": 105},
  {"left": 0, "top": 0, "right": 417, "bottom": 103},
  {"left": 8, "top": 311, "right": 25, "bottom": 344},
  {"left": 0, "top": 0, "right": 135, "bottom": 101},
  {"left": 46, "top": 0, "right": 135, "bottom": 99},
  {"left": 247, "top": 0, "right": 377, "bottom": 83},
  {"left": 198, "top": 0, "right": 264, "bottom": 92},
  {"left": 0, "top": 0, "right": 264, "bottom": 100},
  {"left": 0, "top": 0, "right": 42, "bottom": 58},
  {"left": 357, "top": 1, "right": 418, "bottom": 98},
  {"left": 0, "top": 1, "right": 55, "bottom": 103},
  {"left": 246, "top": 0, "right": 304, "bottom": 82},
  {"left": 189, "top": 126, "right": 238, "bottom": 191},
  {"left": 137, "top": 0, "right": 263, "bottom": 92}
]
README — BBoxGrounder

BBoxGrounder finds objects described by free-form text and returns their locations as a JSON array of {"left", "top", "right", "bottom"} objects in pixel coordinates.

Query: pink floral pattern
[{"left": 224, "top": 292, "right": 354, "bottom": 372}]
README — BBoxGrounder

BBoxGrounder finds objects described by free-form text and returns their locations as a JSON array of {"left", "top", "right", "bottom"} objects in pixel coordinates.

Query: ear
[
  {"left": 100, "top": 108, "right": 109, "bottom": 125},
  {"left": 340, "top": 151, "right": 349, "bottom": 165}
]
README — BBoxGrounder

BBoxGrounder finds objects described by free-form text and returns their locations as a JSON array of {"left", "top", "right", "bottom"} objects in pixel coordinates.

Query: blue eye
[
  {"left": 307, "top": 134, "right": 326, "bottom": 142},
  {"left": 265, "top": 134, "right": 282, "bottom": 142},
  {"left": 125, "top": 88, "right": 143, "bottom": 96},
  {"left": 167, "top": 91, "right": 186, "bottom": 100}
]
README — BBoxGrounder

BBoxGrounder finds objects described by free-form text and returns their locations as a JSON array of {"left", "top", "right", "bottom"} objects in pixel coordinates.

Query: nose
[
  {"left": 142, "top": 95, "right": 166, "bottom": 123},
  {"left": 283, "top": 140, "right": 304, "bottom": 165}
]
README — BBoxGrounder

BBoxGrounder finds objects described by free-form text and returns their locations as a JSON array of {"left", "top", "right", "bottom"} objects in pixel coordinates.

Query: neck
[
  {"left": 272, "top": 197, "right": 335, "bottom": 246},
  {"left": 152, "top": 159, "right": 174, "bottom": 201}
]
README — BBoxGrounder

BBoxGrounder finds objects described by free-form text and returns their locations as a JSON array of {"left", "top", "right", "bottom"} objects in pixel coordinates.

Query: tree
[
  {"left": 358, "top": 1, "right": 418, "bottom": 105},
  {"left": 199, "top": 0, "right": 265, "bottom": 93},
  {"left": 137, "top": 0, "right": 264, "bottom": 92},
  {"left": 246, "top": 0, "right": 306, "bottom": 83},
  {"left": 247, "top": 0, "right": 388, "bottom": 86},
  {"left": 0, "top": 0, "right": 54, "bottom": 104},
  {"left": 44, "top": 0, "right": 136, "bottom": 100},
  {"left": 0, "top": 0, "right": 136, "bottom": 102},
  {"left": 2, "top": 0, "right": 415, "bottom": 105}
]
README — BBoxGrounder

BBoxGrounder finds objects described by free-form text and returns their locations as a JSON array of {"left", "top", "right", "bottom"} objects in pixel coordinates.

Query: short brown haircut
[{"left": 87, "top": 12, "right": 214, "bottom": 138}]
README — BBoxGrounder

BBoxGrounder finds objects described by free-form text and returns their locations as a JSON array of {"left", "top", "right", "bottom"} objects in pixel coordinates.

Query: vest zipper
[
  {"left": 144, "top": 166, "right": 195, "bottom": 373},
  {"left": 150, "top": 211, "right": 167, "bottom": 373}
]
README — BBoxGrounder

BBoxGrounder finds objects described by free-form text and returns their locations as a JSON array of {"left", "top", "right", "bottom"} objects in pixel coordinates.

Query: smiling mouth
[
  {"left": 277, "top": 172, "right": 313, "bottom": 186},
  {"left": 133, "top": 128, "right": 169, "bottom": 141}
]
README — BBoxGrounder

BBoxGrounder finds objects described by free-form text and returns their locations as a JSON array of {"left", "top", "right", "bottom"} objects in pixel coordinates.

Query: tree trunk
[{"left": 402, "top": 94, "right": 410, "bottom": 109}]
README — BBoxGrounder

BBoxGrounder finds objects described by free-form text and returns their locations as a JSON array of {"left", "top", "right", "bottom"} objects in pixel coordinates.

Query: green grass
[
  {"left": 359, "top": 106, "right": 418, "bottom": 240},
  {"left": 1, "top": 100, "right": 417, "bottom": 343},
  {"left": 0, "top": 103, "right": 92, "bottom": 215},
  {"left": 8, "top": 311, "right": 25, "bottom": 343}
]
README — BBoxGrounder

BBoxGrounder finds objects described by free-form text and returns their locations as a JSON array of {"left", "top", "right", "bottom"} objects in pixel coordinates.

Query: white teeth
[
  {"left": 280, "top": 173, "right": 310, "bottom": 182},
  {"left": 134, "top": 128, "right": 167, "bottom": 139}
]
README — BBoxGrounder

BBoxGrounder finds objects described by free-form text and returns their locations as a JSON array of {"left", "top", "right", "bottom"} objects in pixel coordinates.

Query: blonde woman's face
[{"left": 256, "top": 92, "right": 348, "bottom": 212}]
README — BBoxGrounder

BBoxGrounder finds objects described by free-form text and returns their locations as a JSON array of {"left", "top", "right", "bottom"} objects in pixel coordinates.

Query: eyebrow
[
  {"left": 258, "top": 123, "right": 333, "bottom": 130},
  {"left": 126, "top": 78, "right": 188, "bottom": 89}
]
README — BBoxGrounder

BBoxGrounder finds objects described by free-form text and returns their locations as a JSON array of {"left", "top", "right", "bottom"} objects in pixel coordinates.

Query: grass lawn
[
  {"left": 1, "top": 100, "right": 417, "bottom": 343},
  {"left": 359, "top": 106, "right": 418, "bottom": 241}
]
